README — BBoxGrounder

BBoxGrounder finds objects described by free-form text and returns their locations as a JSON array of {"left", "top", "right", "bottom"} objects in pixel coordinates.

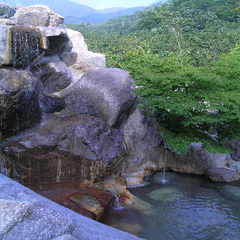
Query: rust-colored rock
[{"left": 2, "top": 110, "right": 125, "bottom": 183}]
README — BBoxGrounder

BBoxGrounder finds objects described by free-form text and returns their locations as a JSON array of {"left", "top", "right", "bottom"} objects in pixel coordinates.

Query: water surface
[{"left": 101, "top": 172, "right": 240, "bottom": 239}]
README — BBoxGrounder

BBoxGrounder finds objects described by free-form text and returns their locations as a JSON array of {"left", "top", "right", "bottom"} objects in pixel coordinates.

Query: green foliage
[
  {"left": 122, "top": 46, "right": 240, "bottom": 154},
  {"left": 66, "top": 0, "right": 240, "bottom": 154},
  {"left": 0, "top": 3, "right": 16, "bottom": 18}
]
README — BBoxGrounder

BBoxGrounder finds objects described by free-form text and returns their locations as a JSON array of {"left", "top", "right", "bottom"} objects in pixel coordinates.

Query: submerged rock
[
  {"left": 68, "top": 194, "right": 105, "bottom": 220},
  {"left": 217, "top": 185, "right": 240, "bottom": 202},
  {"left": 147, "top": 187, "right": 183, "bottom": 202}
]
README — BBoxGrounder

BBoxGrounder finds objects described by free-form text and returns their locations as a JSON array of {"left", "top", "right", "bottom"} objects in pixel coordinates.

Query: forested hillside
[{"left": 66, "top": 0, "right": 240, "bottom": 154}]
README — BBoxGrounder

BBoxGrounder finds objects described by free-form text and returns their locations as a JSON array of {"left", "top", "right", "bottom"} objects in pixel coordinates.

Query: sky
[{"left": 70, "top": 0, "right": 161, "bottom": 9}]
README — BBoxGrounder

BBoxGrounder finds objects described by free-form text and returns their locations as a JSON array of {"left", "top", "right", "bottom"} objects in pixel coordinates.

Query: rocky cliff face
[
  {"left": 0, "top": 5, "right": 163, "bottom": 186},
  {"left": 0, "top": 4, "right": 239, "bottom": 188}
]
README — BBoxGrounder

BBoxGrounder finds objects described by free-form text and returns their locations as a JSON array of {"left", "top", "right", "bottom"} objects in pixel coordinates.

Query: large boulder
[
  {"left": 63, "top": 68, "right": 136, "bottom": 127},
  {"left": 207, "top": 168, "right": 240, "bottom": 182},
  {"left": 9, "top": 5, "right": 64, "bottom": 27},
  {"left": 166, "top": 142, "right": 231, "bottom": 178},
  {"left": 224, "top": 139, "right": 240, "bottom": 161},
  {"left": 62, "top": 29, "right": 106, "bottom": 82},
  {"left": 31, "top": 55, "right": 72, "bottom": 94},
  {"left": 121, "top": 109, "right": 164, "bottom": 185},
  {"left": 38, "top": 27, "right": 69, "bottom": 55},
  {"left": 0, "top": 68, "right": 41, "bottom": 140},
  {"left": 2, "top": 110, "right": 125, "bottom": 183}
]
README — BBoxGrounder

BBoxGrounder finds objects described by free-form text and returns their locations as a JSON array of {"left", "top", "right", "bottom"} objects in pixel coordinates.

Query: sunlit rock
[
  {"left": 63, "top": 68, "right": 136, "bottom": 127},
  {"left": 64, "top": 29, "right": 105, "bottom": 82},
  {"left": 9, "top": 5, "right": 64, "bottom": 27},
  {"left": 68, "top": 194, "right": 104, "bottom": 220},
  {"left": 0, "top": 25, "right": 12, "bottom": 65},
  {"left": 147, "top": 187, "right": 183, "bottom": 202}
]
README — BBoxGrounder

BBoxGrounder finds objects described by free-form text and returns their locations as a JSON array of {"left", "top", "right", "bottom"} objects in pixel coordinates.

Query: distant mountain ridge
[
  {"left": 0, "top": 0, "right": 147, "bottom": 24},
  {"left": 1, "top": 0, "right": 97, "bottom": 18},
  {"left": 65, "top": 7, "right": 145, "bottom": 24}
]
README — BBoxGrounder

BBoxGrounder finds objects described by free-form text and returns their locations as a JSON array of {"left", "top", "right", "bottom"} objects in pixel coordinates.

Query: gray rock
[
  {"left": 3, "top": 207, "right": 75, "bottom": 240},
  {"left": 65, "top": 29, "right": 105, "bottom": 82},
  {"left": 166, "top": 142, "right": 228, "bottom": 175},
  {"left": 0, "top": 200, "right": 32, "bottom": 238},
  {"left": 38, "top": 27, "right": 69, "bottom": 55},
  {"left": 10, "top": 5, "right": 64, "bottom": 27},
  {"left": 2, "top": 111, "right": 125, "bottom": 183},
  {"left": 0, "top": 68, "right": 41, "bottom": 140},
  {"left": 224, "top": 139, "right": 240, "bottom": 161},
  {"left": 121, "top": 109, "right": 163, "bottom": 185},
  {"left": 31, "top": 55, "right": 72, "bottom": 94},
  {"left": 63, "top": 68, "right": 136, "bottom": 127},
  {"left": 207, "top": 168, "right": 240, "bottom": 182},
  {"left": 52, "top": 235, "right": 77, "bottom": 240},
  {"left": 0, "top": 174, "right": 143, "bottom": 240}
]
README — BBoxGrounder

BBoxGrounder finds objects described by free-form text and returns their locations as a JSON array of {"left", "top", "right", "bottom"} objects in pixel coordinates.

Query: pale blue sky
[{"left": 71, "top": 0, "right": 164, "bottom": 9}]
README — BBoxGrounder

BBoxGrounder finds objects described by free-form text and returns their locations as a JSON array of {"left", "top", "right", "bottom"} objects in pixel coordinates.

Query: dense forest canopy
[{"left": 66, "top": 0, "right": 240, "bottom": 154}]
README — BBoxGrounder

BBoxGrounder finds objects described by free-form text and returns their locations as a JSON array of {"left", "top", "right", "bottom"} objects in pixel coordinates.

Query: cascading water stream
[
  {"left": 161, "top": 142, "right": 168, "bottom": 183},
  {"left": 11, "top": 26, "right": 41, "bottom": 68}
]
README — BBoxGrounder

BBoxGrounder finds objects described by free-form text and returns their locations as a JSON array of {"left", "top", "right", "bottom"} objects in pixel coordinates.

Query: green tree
[{"left": 123, "top": 44, "right": 240, "bottom": 154}]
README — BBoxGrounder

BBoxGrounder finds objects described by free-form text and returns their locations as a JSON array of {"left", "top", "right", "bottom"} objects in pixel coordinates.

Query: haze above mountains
[{"left": 1, "top": 0, "right": 167, "bottom": 24}]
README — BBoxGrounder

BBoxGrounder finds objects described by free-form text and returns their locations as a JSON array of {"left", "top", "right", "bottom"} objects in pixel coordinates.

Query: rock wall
[
  {"left": 0, "top": 4, "right": 239, "bottom": 187},
  {"left": 0, "top": 5, "right": 163, "bottom": 186}
]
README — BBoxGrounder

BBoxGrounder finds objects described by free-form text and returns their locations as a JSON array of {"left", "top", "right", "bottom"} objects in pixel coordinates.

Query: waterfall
[
  {"left": 11, "top": 26, "right": 40, "bottom": 68},
  {"left": 161, "top": 142, "right": 168, "bottom": 184},
  {"left": 0, "top": 158, "right": 7, "bottom": 176},
  {"left": 112, "top": 194, "right": 125, "bottom": 210}
]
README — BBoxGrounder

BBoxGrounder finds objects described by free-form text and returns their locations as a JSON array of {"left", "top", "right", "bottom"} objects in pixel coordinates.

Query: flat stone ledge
[
  {"left": 207, "top": 168, "right": 240, "bottom": 182},
  {"left": 0, "top": 174, "right": 143, "bottom": 240}
]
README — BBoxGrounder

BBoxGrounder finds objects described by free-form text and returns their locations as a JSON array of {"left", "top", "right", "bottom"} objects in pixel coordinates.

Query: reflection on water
[{"left": 101, "top": 172, "right": 240, "bottom": 240}]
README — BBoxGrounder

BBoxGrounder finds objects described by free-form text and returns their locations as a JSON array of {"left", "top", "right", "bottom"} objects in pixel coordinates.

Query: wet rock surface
[
  {"left": 121, "top": 109, "right": 163, "bottom": 185},
  {"left": 0, "top": 174, "right": 143, "bottom": 240},
  {"left": 31, "top": 55, "right": 72, "bottom": 94},
  {"left": 207, "top": 168, "right": 240, "bottom": 182},
  {"left": 0, "top": 69, "right": 41, "bottom": 140},
  {"left": 2, "top": 111, "right": 125, "bottom": 183}
]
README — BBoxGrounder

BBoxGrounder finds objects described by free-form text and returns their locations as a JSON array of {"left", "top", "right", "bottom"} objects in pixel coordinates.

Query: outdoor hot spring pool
[{"left": 101, "top": 171, "right": 240, "bottom": 239}]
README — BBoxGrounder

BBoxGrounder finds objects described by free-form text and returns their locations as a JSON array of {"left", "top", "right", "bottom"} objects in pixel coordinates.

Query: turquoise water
[{"left": 102, "top": 172, "right": 240, "bottom": 239}]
